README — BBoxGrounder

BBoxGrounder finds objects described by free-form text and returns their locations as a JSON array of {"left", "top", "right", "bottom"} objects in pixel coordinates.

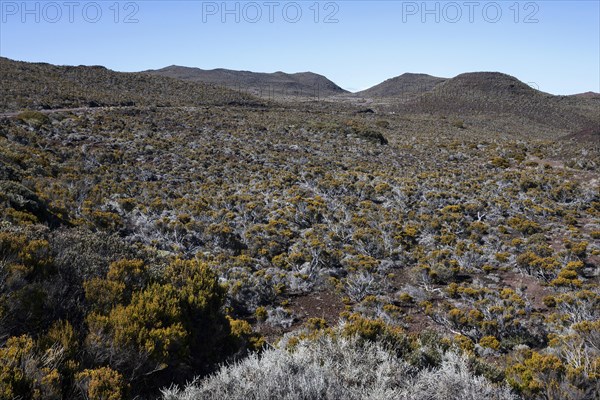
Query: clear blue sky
[{"left": 1, "top": 1, "right": 598, "bottom": 94}]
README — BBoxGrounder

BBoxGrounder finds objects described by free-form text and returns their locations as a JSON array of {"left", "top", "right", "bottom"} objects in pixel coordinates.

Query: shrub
[
  {"left": 506, "top": 350, "right": 564, "bottom": 398},
  {"left": 85, "top": 258, "right": 244, "bottom": 389},
  {"left": 375, "top": 120, "right": 390, "bottom": 129},
  {"left": 75, "top": 367, "right": 125, "bottom": 400},
  {"left": 16, "top": 110, "right": 50, "bottom": 127},
  {"left": 452, "top": 119, "right": 466, "bottom": 129},
  {"left": 564, "top": 240, "right": 588, "bottom": 259},
  {"left": 341, "top": 313, "right": 404, "bottom": 345},
  {"left": 491, "top": 156, "right": 510, "bottom": 168},
  {"left": 343, "top": 119, "right": 388, "bottom": 145},
  {"left": 0, "top": 335, "right": 62, "bottom": 399},
  {"left": 479, "top": 335, "right": 501, "bottom": 350},
  {"left": 0, "top": 181, "right": 45, "bottom": 220},
  {"left": 508, "top": 216, "right": 541, "bottom": 235},
  {"left": 227, "top": 316, "right": 265, "bottom": 351},
  {"left": 160, "top": 334, "right": 516, "bottom": 400},
  {"left": 254, "top": 306, "right": 268, "bottom": 321}
]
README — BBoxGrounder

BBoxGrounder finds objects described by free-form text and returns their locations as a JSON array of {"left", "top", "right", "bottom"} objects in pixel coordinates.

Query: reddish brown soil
[{"left": 289, "top": 290, "right": 346, "bottom": 326}]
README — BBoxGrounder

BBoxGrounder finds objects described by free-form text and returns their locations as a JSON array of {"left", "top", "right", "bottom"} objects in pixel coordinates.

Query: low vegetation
[
  {"left": 0, "top": 59, "right": 598, "bottom": 399},
  {"left": 161, "top": 330, "right": 517, "bottom": 400}
]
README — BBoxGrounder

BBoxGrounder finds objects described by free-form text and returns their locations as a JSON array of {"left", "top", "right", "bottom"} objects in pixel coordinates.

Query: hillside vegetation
[
  {"left": 0, "top": 57, "right": 262, "bottom": 112},
  {"left": 0, "top": 58, "right": 598, "bottom": 399},
  {"left": 406, "top": 72, "right": 599, "bottom": 131},
  {"left": 144, "top": 65, "right": 348, "bottom": 98},
  {"left": 354, "top": 73, "right": 446, "bottom": 99}
]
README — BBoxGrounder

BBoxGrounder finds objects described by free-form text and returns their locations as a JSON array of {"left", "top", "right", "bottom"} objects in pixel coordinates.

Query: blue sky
[{"left": 1, "top": 1, "right": 598, "bottom": 94}]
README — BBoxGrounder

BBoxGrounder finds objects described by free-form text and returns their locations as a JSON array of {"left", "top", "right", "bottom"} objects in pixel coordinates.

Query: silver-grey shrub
[{"left": 161, "top": 335, "right": 518, "bottom": 400}]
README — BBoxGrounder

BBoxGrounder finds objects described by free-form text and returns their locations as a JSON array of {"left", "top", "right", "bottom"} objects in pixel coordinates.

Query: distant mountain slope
[
  {"left": 355, "top": 73, "right": 446, "bottom": 98},
  {"left": 560, "top": 125, "right": 600, "bottom": 143},
  {"left": 144, "top": 65, "right": 348, "bottom": 97},
  {"left": 434, "top": 72, "right": 535, "bottom": 95},
  {"left": 406, "top": 72, "right": 599, "bottom": 130},
  {"left": 0, "top": 57, "right": 261, "bottom": 112},
  {"left": 570, "top": 91, "right": 600, "bottom": 99}
]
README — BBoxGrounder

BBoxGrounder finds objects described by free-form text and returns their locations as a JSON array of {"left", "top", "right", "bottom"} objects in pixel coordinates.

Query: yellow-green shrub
[{"left": 75, "top": 367, "right": 124, "bottom": 400}]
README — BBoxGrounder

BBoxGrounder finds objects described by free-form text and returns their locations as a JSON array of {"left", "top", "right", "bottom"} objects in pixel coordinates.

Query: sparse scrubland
[{"left": 0, "top": 59, "right": 599, "bottom": 399}]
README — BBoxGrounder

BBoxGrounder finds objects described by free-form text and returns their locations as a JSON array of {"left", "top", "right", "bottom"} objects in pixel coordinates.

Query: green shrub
[
  {"left": 75, "top": 367, "right": 125, "bottom": 400},
  {"left": 452, "top": 119, "right": 465, "bottom": 129},
  {"left": 0, "top": 335, "right": 62, "bottom": 399},
  {"left": 17, "top": 110, "right": 50, "bottom": 127}
]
